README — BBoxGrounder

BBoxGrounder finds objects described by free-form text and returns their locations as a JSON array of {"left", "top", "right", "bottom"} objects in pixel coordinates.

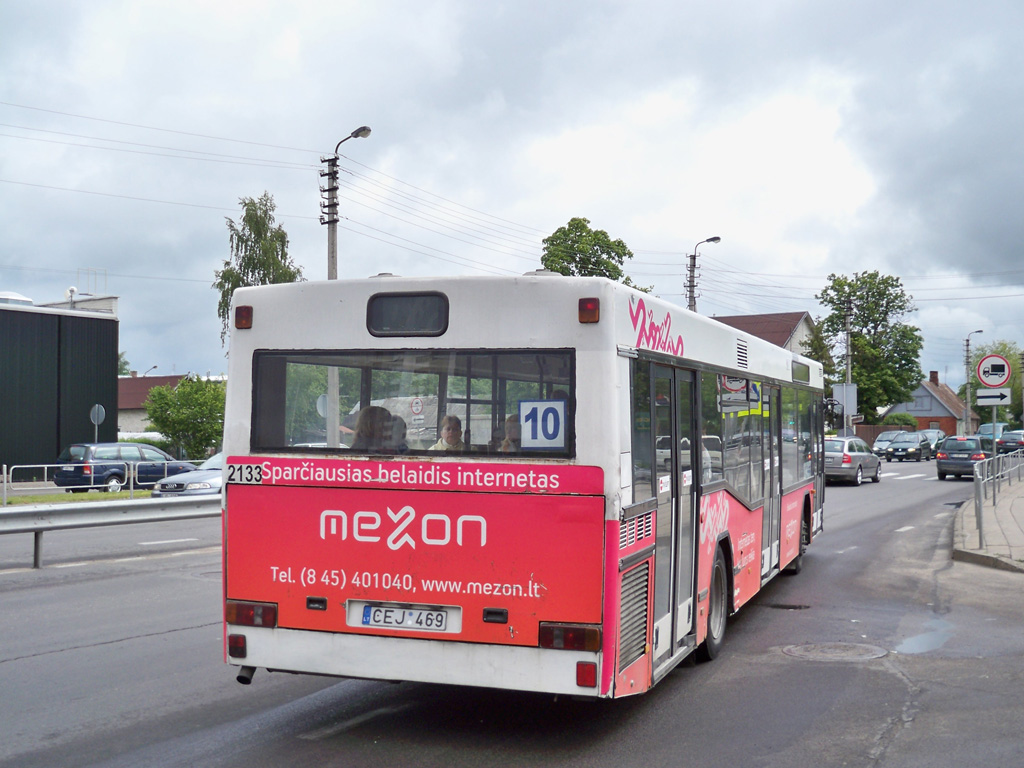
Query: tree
[
  {"left": 800, "top": 317, "right": 838, "bottom": 389},
  {"left": 117, "top": 352, "right": 131, "bottom": 376},
  {"left": 213, "top": 192, "right": 304, "bottom": 343},
  {"left": 144, "top": 375, "right": 226, "bottom": 459},
  {"left": 815, "top": 271, "right": 923, "bottom": 424},
  {"left": 541, "top": 217, "right": 650, "bottom": 291}
]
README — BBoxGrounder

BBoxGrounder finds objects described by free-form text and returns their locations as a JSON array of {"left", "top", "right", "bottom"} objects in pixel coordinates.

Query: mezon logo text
[{"left": 319, "top": 506, "right": 487, "bottom": 550}]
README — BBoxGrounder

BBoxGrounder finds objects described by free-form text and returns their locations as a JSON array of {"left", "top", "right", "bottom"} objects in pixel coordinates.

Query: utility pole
[
  {"left": 319, "top": 126, "right": 371, "bottom": 447},
  {"left": 964, "top": 330, "right": 982, "bottom": 434},
  {"left": 320, "top": 126, "right": 370, "bottom": 280},
  {"left": 686, "top": 236, "right": 721, "bottom": 312},
  {"left": 844, "top": 298, "right": 853, "bottom": 434}
]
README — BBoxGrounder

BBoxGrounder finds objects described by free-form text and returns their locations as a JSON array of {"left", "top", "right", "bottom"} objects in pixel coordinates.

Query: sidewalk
[{"left": 952, "top": 475, "right": 1024, "bottom": 573}]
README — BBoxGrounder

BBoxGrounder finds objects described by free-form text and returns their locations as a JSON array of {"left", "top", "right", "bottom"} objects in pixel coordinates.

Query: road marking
[
  {"left": 896, "top": 474, "right": 928, "bottom": 480},
  {"left": 835, "top": 546, "right": 859, "bottom": 554},
  {"left": 140, "top": 538, "right": 199, "bottom": 546},
  {"left": 0, "top": 546, "right": 220, "bottom": 574},
  {"left": 895, "top": 526, "right": 915, "bottom": 533}
]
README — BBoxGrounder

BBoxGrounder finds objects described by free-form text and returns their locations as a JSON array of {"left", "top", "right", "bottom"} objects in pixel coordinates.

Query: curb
[{"left": 951, "top": 498, "right": 1024, "bottom": 574}]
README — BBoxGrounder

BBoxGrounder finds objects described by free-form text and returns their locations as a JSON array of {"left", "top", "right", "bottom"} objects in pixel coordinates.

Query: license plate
[
  {"left": 361, "top": 604, "right": 448, "bottom": 632},
  {"left": 825, "top": 457, "right": 835, "bottom": 465},
  {"left": 950, "top": 453, "right": 969, "bottom": 459}
]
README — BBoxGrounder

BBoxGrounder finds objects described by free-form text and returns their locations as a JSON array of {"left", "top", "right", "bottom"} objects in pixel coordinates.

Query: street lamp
[
  {"left": 687, "top": 236, "right": 721, "bottom": 312},
  {"left": 321, "top": 126, "right": 372, "bottom": 280},
  {"left": 964, "top": 329, "right": 983, "bottom": 434},
  {"left": 143, "top": 365, "right": 157, "bottom": 376}
]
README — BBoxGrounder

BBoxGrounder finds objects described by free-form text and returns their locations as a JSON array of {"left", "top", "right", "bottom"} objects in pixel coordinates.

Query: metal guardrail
[
  {"left": 0, "top": 495, "right": 221, "bottom": 569},
  {"left": 2, "top": 461, "right": 187, "bottom": 504},
  {"left": 972, "top": 449, "right": 1024, "bottom": 548}
]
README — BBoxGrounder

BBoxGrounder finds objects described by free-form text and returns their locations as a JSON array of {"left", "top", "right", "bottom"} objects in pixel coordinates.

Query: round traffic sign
[{"left": 977, "top": 354, "right": 1011, "bottom": 388}]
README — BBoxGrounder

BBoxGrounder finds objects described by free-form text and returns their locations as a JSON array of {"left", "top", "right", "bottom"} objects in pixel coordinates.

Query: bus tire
[
  {"left": 786, "top": 515, "right": 809, "bottom": 575},
  {"left": 697, "top": 548, "right": 728, "bottom": 662}
]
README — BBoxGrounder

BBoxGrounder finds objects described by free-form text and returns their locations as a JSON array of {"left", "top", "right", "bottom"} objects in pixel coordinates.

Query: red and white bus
[{"left": 222, "top": 272, "right": 824, "bottom": 698}]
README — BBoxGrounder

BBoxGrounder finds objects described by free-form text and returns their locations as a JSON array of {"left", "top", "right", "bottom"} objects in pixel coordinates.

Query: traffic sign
[
  {"left": 977, "top": 354, "right": 1011, "bottom": 388},
  {"left": 976, "top": 388, "right": 1011, "bottom": 406}
]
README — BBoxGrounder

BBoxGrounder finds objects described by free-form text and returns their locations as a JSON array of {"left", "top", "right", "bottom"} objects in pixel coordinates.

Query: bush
[{"left": 882, "top": 412, "right": 918, "bottom": 427}]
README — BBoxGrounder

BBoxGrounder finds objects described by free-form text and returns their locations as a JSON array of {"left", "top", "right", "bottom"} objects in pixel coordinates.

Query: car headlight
[{"left": 184, "top": 481, "right": 215, "bottom": 491}]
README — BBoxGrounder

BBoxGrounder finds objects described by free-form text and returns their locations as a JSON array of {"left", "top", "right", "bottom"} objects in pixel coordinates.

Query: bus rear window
[
  {"left": 367, "top": 292, "right": 448, "bottom": 336},
  {"left": 250, "top": 348, "right": 574, "bottom": 458}
]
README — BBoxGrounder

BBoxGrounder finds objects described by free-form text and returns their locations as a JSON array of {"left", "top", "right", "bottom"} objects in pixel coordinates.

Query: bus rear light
[
  {"left": 234, "top": 305, "right": 253, "bottom": 329},
  {"left": 578, "top": 298, "right": 600, "bottom": 324},
  {"left": 576, "top": 661, "right": 598, "bottom": 688},
  {"left": 227, "top": 633, "right": 247, "bottom": 658},
  {"left": 538, "top": 623, "right": 601, "bottom": 652},
  {"left": 226, "top": 600, "right": 278, "bottom": 628}
]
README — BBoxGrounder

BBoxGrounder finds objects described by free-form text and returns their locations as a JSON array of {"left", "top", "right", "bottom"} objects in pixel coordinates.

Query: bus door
[
  {"left": 762, "top": 385, "right": 782, "bottom": 577},
  {"left": 652, "top": 366, "right": 698, "bottom": 670}
]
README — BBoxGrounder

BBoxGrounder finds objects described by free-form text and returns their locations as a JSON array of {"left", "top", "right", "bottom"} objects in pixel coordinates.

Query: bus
[{"left": 222, "top": 272, "right": 824, "bottom": 698}]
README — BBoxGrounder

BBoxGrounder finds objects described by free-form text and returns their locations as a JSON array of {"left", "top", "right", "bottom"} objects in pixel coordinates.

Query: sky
[{"left": 2, "top": 0, "right": 1023, "bottom": 392}]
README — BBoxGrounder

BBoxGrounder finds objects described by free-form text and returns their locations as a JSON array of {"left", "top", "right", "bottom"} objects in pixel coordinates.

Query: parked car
[
  {"left": 872, "top": 430, "right": 906, "bottom": 456},
  {"left": 995, "top": 430, "right": 1024, "bottom": 454},
  {"left": 935, "top": 436, "right": 993, "bottom": 480},
  {"left": 824, "top": 436, "right": 881, "bottom": 485},
  {"left": 54, "top": 442, "right": 197, "bottom": 492},
  {"left": 152, "top": 452, "right": 224, "bottom": 497},
  {"left": 885, "top": 431, "right": 932, "bottom": 462},
  {"left": 919, "top": 429, "right": 947, "bottom": 452}
]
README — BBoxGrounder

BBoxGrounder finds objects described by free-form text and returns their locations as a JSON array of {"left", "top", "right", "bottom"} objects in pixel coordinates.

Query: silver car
[
  {"left": 872, "top": 430, "right": 906, "bottom": 456},
  {"left": 151, "top": 452, "right": 224, "bottom": 496},
  {"left": 825, "top": 436, "right": 881, "bottom": 485}
]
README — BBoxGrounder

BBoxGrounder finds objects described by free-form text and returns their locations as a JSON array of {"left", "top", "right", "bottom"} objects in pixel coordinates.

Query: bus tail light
[
  {"left": 538, "top": 623, "right": 601, "bottom": 651},
  {"left": 226, "top": 600, "right": 278, "bottom": 628},
  {"left": 228, "top": 634, "right": 247, "bottom": 658},
  {"left": 578, "top": 298, "right": 600, "bottom": 324},
  {"left": 234, "top": 305, "right": 253, "bottom": 329},
  {"left": 576, "top": 661, "right": 598, "bottom": 688}
]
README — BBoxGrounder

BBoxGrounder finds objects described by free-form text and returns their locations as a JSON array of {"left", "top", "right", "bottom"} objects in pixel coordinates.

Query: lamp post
[
  {"left": 320, "top": 126, "right": 371, "bottom": 448},
  {"left": 964, "top": 329, "right": 983, "bottom": 434},
  {"left": 142, "top": 365, "right": 157, "bottom": 377},
  {"left": 321, "top": 126, "right": 371, "bottom": 280},
  {"left": 687, "top": 236, "right": 721, "bottom": 312}
]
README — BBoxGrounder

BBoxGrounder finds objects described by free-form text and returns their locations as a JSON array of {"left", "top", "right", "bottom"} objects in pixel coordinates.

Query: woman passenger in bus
[
  {"left": 429, "top": 415, "right": 465, "bottom": 451},
  {"left": 351, "top": 405, "right": 392, "bottom": 451}
]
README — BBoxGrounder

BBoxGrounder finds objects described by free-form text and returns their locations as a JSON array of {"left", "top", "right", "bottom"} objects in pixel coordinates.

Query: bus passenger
[
  {"left": 500, "top": 414, "right": 521, "bottom": 453},
  {"left": 388, "top": 415, "right": 409, "bottom": 454},
  {"left": 351, "top": 405, "right": 392, "bottom": 451},
  {"left": 429, "top": 415, "right": 465, "bottom": 451}
]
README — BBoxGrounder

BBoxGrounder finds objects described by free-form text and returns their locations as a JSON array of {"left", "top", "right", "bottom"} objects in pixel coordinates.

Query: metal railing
[
  {"left": 2, "top": 461, "right": 189, "bottom": 505},
  {"left": 0, "top": 494, "right": 221, "bottom": 568},
  {"left": 972, "top": 449, "right": 1024, "bottom": 548}
]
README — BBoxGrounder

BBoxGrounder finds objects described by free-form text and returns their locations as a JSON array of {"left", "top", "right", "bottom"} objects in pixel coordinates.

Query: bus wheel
[
  {"left": 786, "top": 514, "right": 811, "bottom": 575},
  {"left": 697, "top": 549, "right": 728, "bottom": 662}
]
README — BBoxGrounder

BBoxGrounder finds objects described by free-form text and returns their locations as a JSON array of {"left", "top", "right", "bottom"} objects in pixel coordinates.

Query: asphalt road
[{"left": 2, "top": 462, "right": 1022, "bottom": 768}]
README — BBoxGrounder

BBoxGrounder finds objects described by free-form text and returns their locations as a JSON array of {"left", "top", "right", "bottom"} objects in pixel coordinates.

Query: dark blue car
[{"left": 54, "top": 442, "right": 197, "bottom": 492}]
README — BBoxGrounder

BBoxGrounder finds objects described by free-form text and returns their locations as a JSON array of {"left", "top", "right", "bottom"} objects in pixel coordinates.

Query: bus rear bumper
[{"left": 227, "top": 625, "right": 606, "bottom": 697}]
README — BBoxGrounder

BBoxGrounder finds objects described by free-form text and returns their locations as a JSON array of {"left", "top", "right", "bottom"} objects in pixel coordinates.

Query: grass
[{"left": 2, "top": 489, "right": 154, "bottom": 506}]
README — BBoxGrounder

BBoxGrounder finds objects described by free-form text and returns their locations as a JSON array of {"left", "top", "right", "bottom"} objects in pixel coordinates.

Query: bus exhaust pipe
[{"left": 236, "top": 666, "right": 256, "bottom": 685}]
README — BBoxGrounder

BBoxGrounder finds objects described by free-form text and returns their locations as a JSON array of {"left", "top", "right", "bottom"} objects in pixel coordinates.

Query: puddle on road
[{"left": 894, "top": 618, "right": 954, "bottom": 654}]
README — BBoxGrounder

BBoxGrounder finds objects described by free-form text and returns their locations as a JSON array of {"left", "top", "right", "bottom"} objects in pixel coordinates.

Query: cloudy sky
[{"left": 2, "top": 1, "right": 1022, "bottom": 391}]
